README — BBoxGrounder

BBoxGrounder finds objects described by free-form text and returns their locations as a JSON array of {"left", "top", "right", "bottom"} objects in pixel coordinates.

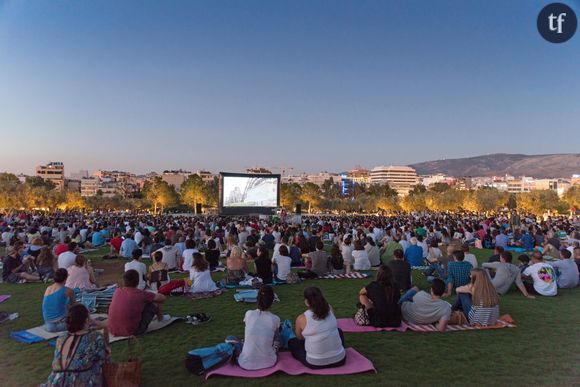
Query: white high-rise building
[{"left": 369, "top": 165, "right": 419, "bottom": 196}]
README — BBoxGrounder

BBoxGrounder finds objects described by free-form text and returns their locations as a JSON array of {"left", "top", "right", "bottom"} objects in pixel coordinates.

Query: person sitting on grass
[
  {"left": 66, "top": 255, "right": 97, "bottom": 290},
  {"left": 42, "top": 304, "right": 109, "bottom": 387},
  {"left": 254, "top": 246, "right": 273, "bottom": 284},
  {"left": 404, "top": 237, "right": 424, "bottom": 267},
  {"left": 237, "top": 285, "right": 281, "bottom": 370},
  {"left": 106, "top": 232, "right": 123, "bottom": 259},
  {"left": 488, "top": 246, "right": 504, "bottom": 263},
  {"left": 388, "top": 249, "right": 411, "bottom": 291},
  {"left": 2, "top": 245, "right": 41, "bottom": 283},
  {"left": 340, "top": 234, "right": 354, "bottom": 274},
  {"left": 289, "top": 287, "right": 346, "bottom": 369},
  {"left": 148, "top": 251, "right": 169, "bottom": 291},
  {"left": 550, "top": 249, "right": 579, "bottom": 289},
  {"left": 203, "top": 239, "right": 220, "bottom": 270},
  {"left": 120, "top": 232, "right": 138, "bottom": 259},
  {"left": 455, "top": 268, "right": 500, "bottom": 326},
  {"left": 400, "top": 279, "right": 451, "bottom": 333},
  {"left": 358, "top": 265, "right": 402, "bottom": 327},
  {"left": 574, "top": 246, "right": 580, "bottom": 277},
  {"left": 42, "top": 268, "right": 75, "bottom": 332},
  {"left": 108, "top": 270, "right": 168, "bottom": 337},
  {"left": 522, "top": 252, "right": 557, "bottom": 296},
  {"left": 329, "top": 243, "right": 345, "bottom": 275},
  {"left": 225, "top": 246, "right": 247, "bottom": 286},
  {"left": 272, "top": 245, "right": 292, "bottom": 283},
  {"left": 189, "top": 253, "right": 218, "bottom": 293},
  {"left": 155, "top": 239, "right": 181, "bottom": 271},
  {"left": 462, "top": 244, "right": 478, "bottom": 268},
  {"left": 125, "top": 248, "right": 147, "bottom": 290},
  {"left": 301, "top": 241, "right": 329, "bottom": 278},
  {"left": 37, "top": 246, "right": 57, "bottom": 281},
  {"left": 517, "top": 254, "right": 530, "bottom": 274},
  {"left": 482, "top": 251, "right": 535, "bottom": 298},
  {"left": 444, "top": 251, "right": 473, "bottom": 297},
  {"left": 365, "top": 237, "right": 381, "bottom": 267},
  {"left": 352, "top": 239, "right": 371, "bottom": 271}
]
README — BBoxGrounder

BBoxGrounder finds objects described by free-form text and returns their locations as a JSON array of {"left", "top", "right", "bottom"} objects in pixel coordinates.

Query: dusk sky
[{"left": 1, "top": 0, "right": 579, "bottom": 176}]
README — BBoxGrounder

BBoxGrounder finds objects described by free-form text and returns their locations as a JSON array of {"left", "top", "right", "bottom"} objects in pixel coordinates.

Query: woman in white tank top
[{"left": 288, "top": 287, "right": 346, "bottom": 368}]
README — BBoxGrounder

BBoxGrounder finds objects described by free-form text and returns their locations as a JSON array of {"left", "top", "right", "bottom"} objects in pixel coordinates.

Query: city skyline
[{"left": 1, "top": 1, "right": 579, "bottom": 175}]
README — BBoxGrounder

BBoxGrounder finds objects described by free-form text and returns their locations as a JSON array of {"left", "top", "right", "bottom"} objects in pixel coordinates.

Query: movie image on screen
[{"left": 222, "top": 176, "right": 278, "bottom": 208}]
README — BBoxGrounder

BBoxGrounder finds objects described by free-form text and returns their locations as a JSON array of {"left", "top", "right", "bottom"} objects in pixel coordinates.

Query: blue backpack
[{"left": 185, "top": 342, "right": 234, "bottom": 375}]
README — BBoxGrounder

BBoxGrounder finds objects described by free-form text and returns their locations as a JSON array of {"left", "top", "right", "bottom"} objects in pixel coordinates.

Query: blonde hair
[
  {"left": 470, "top": 268, "right": 499, "bottom": 308},
  {"left": 230, "top": 246, "right": 243, "bottom": 260}
]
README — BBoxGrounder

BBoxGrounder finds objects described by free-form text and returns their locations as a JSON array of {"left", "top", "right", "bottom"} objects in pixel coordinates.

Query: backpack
[
  {"left": 286, "top": 272, "right": 301, "bottom": 284},
  {"left": 185, "top": 342, "right": 234, "bottom": 375}
]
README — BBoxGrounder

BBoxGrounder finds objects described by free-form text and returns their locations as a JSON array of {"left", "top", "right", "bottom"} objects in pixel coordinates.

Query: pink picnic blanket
[
  {"left": 0, "top": 295, "right": 10, "bottom": 304},
  {"left": 205, "top": 348, "right": 376, "bottom": 379}
]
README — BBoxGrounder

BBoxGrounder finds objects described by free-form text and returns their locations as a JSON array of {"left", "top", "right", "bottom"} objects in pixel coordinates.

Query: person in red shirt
[
  {"left": 107, "top": 232, "right": 123, "bottom": 259},
  {"left": 54, "top": 237, "right": 71, "bottom": 257},
  {"left": 107, "top": 270, "right": 167, "bottom": 337}
]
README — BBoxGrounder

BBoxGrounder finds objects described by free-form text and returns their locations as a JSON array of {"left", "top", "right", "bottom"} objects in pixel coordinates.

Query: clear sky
[{"left": 0, "top": 0, "right": 579, "bottom": 176}]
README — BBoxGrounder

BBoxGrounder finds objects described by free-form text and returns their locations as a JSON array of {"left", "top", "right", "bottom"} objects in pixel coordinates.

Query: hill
[{"left": 410, "top": 153, "right": 580, "bottom": 178}]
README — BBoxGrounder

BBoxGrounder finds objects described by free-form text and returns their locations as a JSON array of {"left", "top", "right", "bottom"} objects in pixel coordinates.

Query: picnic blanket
[
  {"left": 205, "top": 348, "right": 376, "bottom": 379},
  {"left": 11, "top": 313, "right": 181, "bottom": 344},
  {"left": 0, "top": 295, "right": 11, "bottom": 304},
  {"left": 337, "top": 315, "right": 516, "bottom": 333},
  {"left": 337, "top": 318, "right": 409, "bottom": 332},
  {"left": 317, "top": 272, "right": 369, "bottom": 280},
  {"left": 234, "top": 289, "right": 280, "bottom": 303},
  {"left": 188, "top": 289, "right": 225, "bottom": 300}
]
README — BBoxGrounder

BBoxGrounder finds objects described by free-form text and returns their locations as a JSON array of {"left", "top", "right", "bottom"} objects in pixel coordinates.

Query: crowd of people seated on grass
[{"left": 0, "top": 210, "right": 579, "bottom": 385}]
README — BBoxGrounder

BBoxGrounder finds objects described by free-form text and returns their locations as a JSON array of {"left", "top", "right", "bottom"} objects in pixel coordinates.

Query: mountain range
[{"left": 410, "top": 153, "right": 580, "bottom": 179}]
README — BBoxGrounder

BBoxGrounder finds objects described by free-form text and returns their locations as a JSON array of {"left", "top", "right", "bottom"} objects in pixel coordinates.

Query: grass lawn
[{"left": 1, "top": 248, "right": 579, "bottom": 386}]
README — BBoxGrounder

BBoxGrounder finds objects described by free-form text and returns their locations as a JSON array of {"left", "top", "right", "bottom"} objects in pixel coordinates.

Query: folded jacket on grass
[
  {"left": 11, "top": 313, "right": 181, "bottom": 344},
  {"left": 337, "top": 315, "right": 516, "bottom": 333},
  {"left": 205, "top": 348, "right": 376, "bottom": 379}
]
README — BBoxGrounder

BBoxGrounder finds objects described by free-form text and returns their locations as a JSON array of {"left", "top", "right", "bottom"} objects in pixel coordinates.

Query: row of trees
[
  {"left": 282, "top": 179, "right": 580, "bottom": 215},
  {"left": 0, "top": 173, "right": 220, "bottom": 212},
  {"left": 1, "top": 172, "right": 579, "bottom": 215}
]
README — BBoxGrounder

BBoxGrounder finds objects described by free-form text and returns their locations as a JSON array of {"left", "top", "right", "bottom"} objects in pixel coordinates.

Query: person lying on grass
[
  {"left": 237, "top": 285, "right": 280, "bottom": 370},
  {"left": 400, "top": 279, "right": 451, "bottom": 332},
  {"left": 358, "top": 265, "right": 402, "bottom": 328}
]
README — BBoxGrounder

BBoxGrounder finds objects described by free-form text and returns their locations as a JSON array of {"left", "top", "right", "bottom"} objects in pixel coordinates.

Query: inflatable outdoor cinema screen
[{"left": 219, "top": 172, "right": 281, "bottom": 215}]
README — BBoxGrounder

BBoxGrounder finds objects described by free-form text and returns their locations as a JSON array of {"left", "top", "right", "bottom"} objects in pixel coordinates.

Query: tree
[
  {"left": 58, "top": 192, "right": 86, "bottom": 211},
  {"left": 425, "top": 190, "right": 463, "bottom": 212},
  {"left": 181, "top": 174, "right": 206, "bottom": 213},
  {"left": 429, "top": 182, "right": 451, "bottom": 193},
  {"left": 142, "top": 177, "right": 179, "bottom": 213},
  {"left": 280, "top": 183, "right": 302, "bottom": 209},
  {"left": 203, "top": 177, "right": 219, "bottom": 208},
  {"left": 517, "top": 190, "right": 564, "bottom": 215},
  {"left": 25, "top": 176, "right": 56, "bottom": 190},
  {"left": 321, "top": 178, "right": 341, "bottom": 200},
  {"left": 300, "top": 182, "right": 322, "bottom": 214},
  {"left": 400, "top": 192, "right": 427, "bottom": 212},
  {"left": 0, "top": 173, "right": 21, "bottom": 209},
  {"left": 463, "top": 188, "right": 507, "bottom": 213},
  {"left": 563, "top": 186, "right": 580, "bottom": 210},
  {"left": 408, "top": 184, "right": 427, "bottom": 196},
  {"left": 367, "top": 183, "right": 398, "bottom": 198}
]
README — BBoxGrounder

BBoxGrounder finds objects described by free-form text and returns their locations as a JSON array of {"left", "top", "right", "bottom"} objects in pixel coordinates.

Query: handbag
[
  {"left": 354, "top": 303, "right": 370, "bottom": 326},
  {"left": 103, "top": 337, "right": 141, "bottom": 387}
]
